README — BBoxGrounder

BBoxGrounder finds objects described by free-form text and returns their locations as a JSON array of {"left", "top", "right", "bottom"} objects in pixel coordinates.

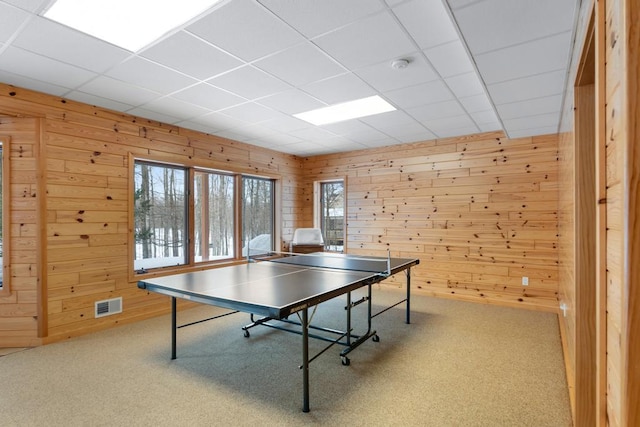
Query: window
[
  {"left": 318, "top": 180, "right": 345, "bottom": 252},
  {"left": 242, "top": 176, "right": 275, "bottom": 257},
  {"left": 134, "top": 161, "right": 188, "bottom": 271},
  {"left": 194, "top": 170, "right": 235, "bottom": 262},
  {"left": 132, "top": 159, "right": 277, "bottom": 273}
]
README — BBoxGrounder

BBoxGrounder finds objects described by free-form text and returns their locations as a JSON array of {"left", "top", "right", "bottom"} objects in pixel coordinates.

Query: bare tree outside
[
  {"left": 242, "top": 177, "right": 274, "bottom": 255},
  {"left": 194, "top": 171, "right": 234, "bottom": 261},
  {"left": 134, "top": 162, "right": 187, "bottom": 270},
  {"left": 133, "top": 162, "right": 275, "bottom": 270},
  {"left": 320, "top": 181, "right": 344, "bottom": 252}
]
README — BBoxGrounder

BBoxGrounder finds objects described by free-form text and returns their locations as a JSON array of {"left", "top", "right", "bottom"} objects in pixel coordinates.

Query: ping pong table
[{"left": 137, "top": 252, "right": 419, "bottom": 412}]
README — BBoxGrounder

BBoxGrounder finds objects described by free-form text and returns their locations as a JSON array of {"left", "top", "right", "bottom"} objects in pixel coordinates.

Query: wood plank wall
[
  {"left": 0, "top": 84, "right": 304, "bottom": 345},
  {"left": 303, "top": 132, "right": 560, "bottom": 310},
  {"left": 0, "top": 117, "right": 40, "bottom": 346},
  {"left": 558, "top": 0, "right": 640, "bottom": 425},
  {"left": 604, "top": 0, "right": 625, "bottom": 424}
]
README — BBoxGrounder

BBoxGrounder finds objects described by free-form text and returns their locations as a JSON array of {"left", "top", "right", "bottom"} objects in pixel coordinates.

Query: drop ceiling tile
[
  {"left": 279, "top": 140, "right": 330, "bottom": 156},
  {"left": 476, "top": 31, "right": 572, "bottom": 85},
  {"left": 0, "top": 69, "right": 69, "bottom": 96},
  {"left": 234, "top": 123, "right": 282, "bottom": 141},
  {"left": 495, "top": 94, "right": 562, "bottom": 120},
  {"left": 436, "top": 125, "right": 480, "bottom": 138},
  {"left": 355, "top": 54, "right": 439, "bottom": 92},
  {"left": 106, "top": 57, "right": 198, "bottom": 93},
  {"left": 314, "top": 11, "right": 415, "bottom": 69},
  {"left": 445, "top": 72, "right": 485, "bottom": 98},
  {"left": 0, "top": 46, "right": 96, "bottom": 89},
  {"left": 321, "top": 120, "right": 387, "bottom": 141},
  {"left": 384, "top": 80, "right": 453, "bottom": 109},
  {"left": 446, "top": 0, "right": 480, "bottom": 9},
  {"left": 424, "top": 40, "right": 475, "bottom": 78},
  {"left": 477, "top": 121, "right": 503, "bottom": 132},
  {"left": 469, "top": 109, "right": 499, "bottom": 125},
  {"left": 66, "top": 91, "right": 134, "bottom": 112},
  {"left": 423, "top": 114, "right": 477, "bottom": 134},
  {"left": 301, "top": 73, "right": 375, "bottom": 104},
  {"left": 453, "top": 0, "right": 577, "bottom": 54},
  {"left": 508, "top": 126, "right": 558, "bottom": 138},
  {"left": 2, "top": 0, "right": 46, "bottom": 12},
  {"left": 392, "top": 0, "right": 459, "bottom": 50},
  {"left": 360, "top": 109, "right": 430, "bottom": 138},
  {"left": 212, "top": 128, "right": 253, "bottom": 143},
  {"left": 0, "top": 2, "right": 29, "bottom": 42},
  {"left": 287, "top": 126, "right": 339, "bottom": 143},
  {"left": 207, "top": 65, "right": 291, "bottom": 100},
  {"left": 487, "top": 69, "right": 566, "bottom": 104},
  {"left": 219, "top": 102, "right": 282, "bottom": 124},
  {"left": 322, "top": 136, "right": 366, "bottom": 153},
  {"left": 127, "top": 107, "right": 182, "bottom": 125},
  {"left": 258, "top": 89, "right": 325, "bottom": 115},
  {"left": 259, "top": 115, "right": 311, "bottom": 133},
  {"left": 14, "top": 17, "right": 130, "bottom": 73},
  {"left": 254, "top": 42, "right": 345, "bottom": 87},
  {"left": 248, "top": 130, "right": 303, "bottom": 146},
  {"left": 188, "top": 111, "right": 249, "bottom": 131},
  {"left": 141, "top": 31, "right": 243, "bottom": 80},
  {"left": 459, "top": 93, "right": 494, "bottom": 113},
  {"left": 186, "top": 0, "right": 304, "bottom": 62},
  {"left": 172, "top": 83, "right": 246, "bottom": 111},
  {"left": 177, "top": 120, "right": 222, "bottom": 135},
  {"left": 503, "top": 112, "right": 558, "bottom": 132},
  {"left": 258, "top": 0, "right": 384, "bottom": 38},
  {"left": 77, "top": 76, "right": 160, "bottom": 106},
  {"left": 407, "top": 100, "right": 466, "bottom": 122},
  {"left": 138, "top": 96, "right": 211, "bottom": 121}
]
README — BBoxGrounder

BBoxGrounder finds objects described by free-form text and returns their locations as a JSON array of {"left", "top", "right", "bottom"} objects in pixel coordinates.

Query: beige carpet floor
[{"left": 0, "top": 287, "right": 572, "bottom": 426}]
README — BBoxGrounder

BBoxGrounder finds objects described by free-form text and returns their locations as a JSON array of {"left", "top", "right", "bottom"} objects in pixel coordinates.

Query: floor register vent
[{"left": 95, "top": 297, "right": 122, "bottom": 318}]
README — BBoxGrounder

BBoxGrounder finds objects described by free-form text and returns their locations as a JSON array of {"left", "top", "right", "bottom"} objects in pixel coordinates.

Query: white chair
[{"left": 290, "top": 228, "right": 325, "bottom": 254}]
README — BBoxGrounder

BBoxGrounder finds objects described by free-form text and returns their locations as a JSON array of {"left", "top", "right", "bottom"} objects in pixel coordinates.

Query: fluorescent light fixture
[
  {"left": 294, "top": 95, "right": 396, "bottom": 126},
  {"left": 43, "top": 0, "right": 221, "bottom": 52}
]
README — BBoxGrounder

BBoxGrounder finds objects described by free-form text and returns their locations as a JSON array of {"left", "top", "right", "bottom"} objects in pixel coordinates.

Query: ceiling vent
[{"left": 95, "top": 297, "right": 122, "bottom": 318}]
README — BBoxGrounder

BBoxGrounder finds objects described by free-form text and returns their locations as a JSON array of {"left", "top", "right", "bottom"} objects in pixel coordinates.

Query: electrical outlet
[
  {"left": 522, "top": 276, "right": 529, "bottom": 286},
  {"left": 560, "top": 303, "right": 568, "bottom": 317}
]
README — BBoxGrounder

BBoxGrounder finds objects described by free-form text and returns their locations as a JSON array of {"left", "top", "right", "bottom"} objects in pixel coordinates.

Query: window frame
[
  {"left": 193, "top": 168, "right": 237, "bottom": 263},
  {"left": 314, "top": 177, "right": 347, "bottom": 253},
  {"left": 241, "top": 175, "right": 276, "bottom": 258},
  {"left": 0, "top": 136, "right": 10, "bottom": 295},
  {"left": 133, "top": 160, "right": 189, "bottom": 272},
  {"left": 129, "top": 154, "right": 280, "bottom": 280}
]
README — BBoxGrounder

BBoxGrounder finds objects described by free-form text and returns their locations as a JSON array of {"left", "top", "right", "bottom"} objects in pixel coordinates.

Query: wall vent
[{"left": 95, "top": 297, "right": 122, "bottom": 318}]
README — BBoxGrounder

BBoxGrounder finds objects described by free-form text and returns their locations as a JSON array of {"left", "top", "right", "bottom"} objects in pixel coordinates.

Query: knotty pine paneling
[
  {"left": 604, "top": 0, "right": 625, "bottom": 424},
  {"left": 304, "top": 132, "right": 560, "bottom": 310},
  {"left": 0, "top": 84, "right": 305, "bottom": 345},
  {"left": 0, "top": 117, "right": 41, "bottom": 347}
]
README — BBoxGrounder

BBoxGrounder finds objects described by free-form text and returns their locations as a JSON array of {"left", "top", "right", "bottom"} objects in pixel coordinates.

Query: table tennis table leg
[
  {"left": 302, "top": 307, "right": 310, "bottom": 412},
  {"left": 171, "top": 297, "right": 177, "bottom": 360},
  {"left": 406, "top": 268, "right": 411, "bottom": 325}
]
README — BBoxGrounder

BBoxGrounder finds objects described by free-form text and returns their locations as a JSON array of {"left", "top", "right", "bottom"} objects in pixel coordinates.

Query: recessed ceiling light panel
[
  {"left": 294, "top": 95, "right": 396, "bottom": 126},
  {"left": 43, "top": 0, "right": 221, "bottom": 52}
]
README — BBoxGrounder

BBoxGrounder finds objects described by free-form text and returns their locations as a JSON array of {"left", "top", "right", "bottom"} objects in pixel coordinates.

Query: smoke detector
[{"left": 391, "top": 59, "right": 410, "bottom": 69}]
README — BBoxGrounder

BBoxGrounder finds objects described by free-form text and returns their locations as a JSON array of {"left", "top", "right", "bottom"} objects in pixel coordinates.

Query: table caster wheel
[
  {"left": 341, "top": 356, "right": 350, "bottom": 366},
  {"left": 372, "top": 335, "right": 380, "bottom": 342},
  {"left": 243, "top": 329, "right": 250, "bottom": 338}
]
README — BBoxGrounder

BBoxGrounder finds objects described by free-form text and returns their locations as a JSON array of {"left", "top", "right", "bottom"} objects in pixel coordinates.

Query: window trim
[
  {"left": 133, "top": 159, "right": 190, "bottom": 272},
  {"left": 314, "top": 177, "right": 347, "bottom": 253},
  {"left": 0, "top": 136, "right": 10, "bottom": 295},
  {"left": 193, "top": 168, "right": 236, "bottom": 263},
  {"left": 129, "top": 154, "right": 281, "bottom": 281}
]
